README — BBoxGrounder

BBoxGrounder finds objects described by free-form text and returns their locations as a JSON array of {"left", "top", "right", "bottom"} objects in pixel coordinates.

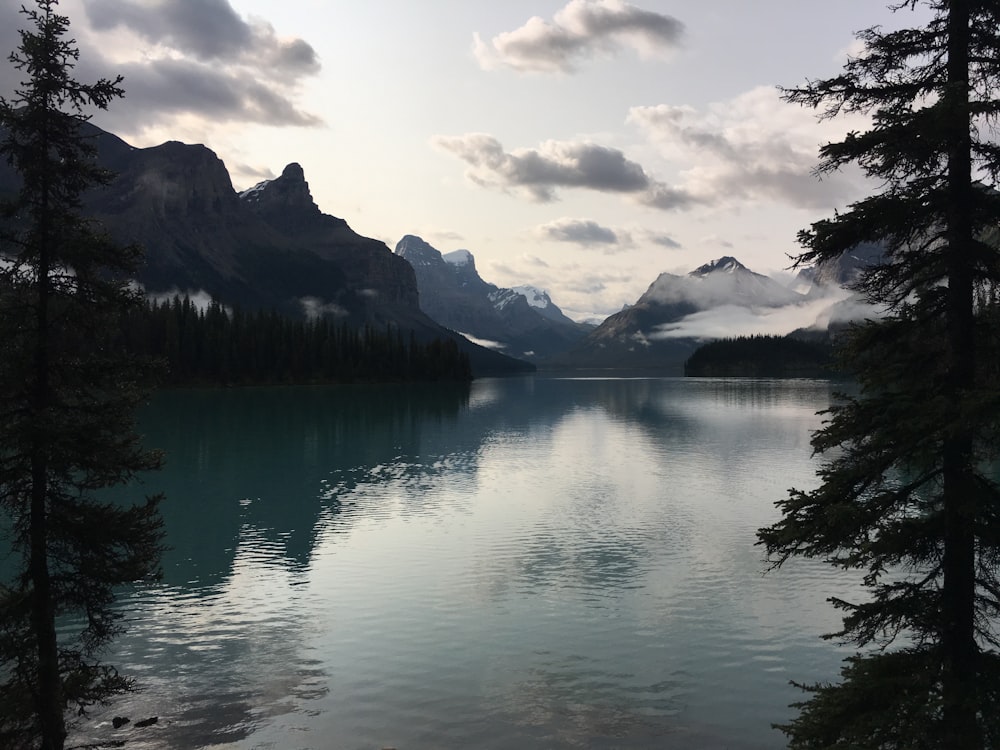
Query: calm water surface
[{"left": 76, "top": 376, "right": 863, "bottom": 749}]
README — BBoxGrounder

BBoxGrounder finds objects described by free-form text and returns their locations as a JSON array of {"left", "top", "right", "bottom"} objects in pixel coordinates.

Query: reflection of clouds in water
[
  {"left": 517, "top": 529, "right": 646, "bottom": 592},
  {"left": 484, "top": 653, "right": 735, "bottom": 748},
  {"left": 470, "top": 409, "right": 691, "bottom": 605}
]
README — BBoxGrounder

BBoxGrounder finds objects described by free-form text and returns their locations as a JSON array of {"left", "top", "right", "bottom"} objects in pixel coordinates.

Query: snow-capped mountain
[
  {"left": 551, "top": 255, "right": 809, "bottom": 372},
  {"left": 640, "top": 256, "right": 804, "bottom": 310},
  {"left": 394, "top": 235, "right": 591, "bottom": 362}
]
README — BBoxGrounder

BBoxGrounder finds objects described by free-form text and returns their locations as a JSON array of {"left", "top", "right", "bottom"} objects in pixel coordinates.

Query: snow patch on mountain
[
  {"left": 489, "top": 288, "right": 522, "bottom": 311},
  {"left": 238, "top": 180, "right": 270, "bottom": 201},
  {"left": 513, "top": 285, "right": 552, "bottom": 309},
  {"left": 444, "top": 249, "right": 474, "bottom": 266}
]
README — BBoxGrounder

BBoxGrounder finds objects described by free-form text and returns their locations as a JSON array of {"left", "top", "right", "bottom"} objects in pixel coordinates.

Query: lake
[{"left": 74, "top": 376, "right": 863, "bottom": 750}]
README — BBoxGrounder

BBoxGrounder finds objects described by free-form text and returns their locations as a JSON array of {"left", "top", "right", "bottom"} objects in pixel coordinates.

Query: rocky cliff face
[
  {"left": 74, "top": 129, "right": 420, "bottom": 323},
  {"left": 395, "top": 235, "right": 591, "bottom": 362},
  {"left": 238, "top": 163, "right": 420, "bottom": 314},
  {"left": 0, "top": 123, "right": 533, "bottom": 375}
]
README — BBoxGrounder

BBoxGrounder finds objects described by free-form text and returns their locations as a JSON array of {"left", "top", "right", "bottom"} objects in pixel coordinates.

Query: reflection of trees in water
[{"left": 138, "top": 382, "right": 471, "bottom": 584}]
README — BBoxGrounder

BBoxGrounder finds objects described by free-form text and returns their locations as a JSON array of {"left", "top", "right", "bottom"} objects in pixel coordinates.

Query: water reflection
[
  {"left": 134, "top": 382, "right": 471, "bottom": 584},
  {"left": 74, "top": 376, "right": 863, "bottom": 750}
]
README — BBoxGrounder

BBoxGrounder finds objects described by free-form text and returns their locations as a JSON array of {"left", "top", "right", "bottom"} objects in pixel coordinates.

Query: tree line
[
  {"left": 119, "top": 296, "right": 473, "bottom": 386},
  {"left": 683, "top": 334, "right": 835, "bottom": 378}
]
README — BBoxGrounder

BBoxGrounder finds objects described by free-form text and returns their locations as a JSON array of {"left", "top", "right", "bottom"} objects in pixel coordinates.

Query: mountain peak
[
  {"left": 281, "top": 162, "right": 305, "bottom": 181},
  {"left": 444, "top": 249, "right": 474, "bottom": 268},
  {"left": 691, "top": 256, "right": 747, "bottom": 276},
  {"left": 395, "top": 235, "right": 444, "bottom": 267},
  {"left": 239, "top": 162, "right": 318, "bottom": 216}
]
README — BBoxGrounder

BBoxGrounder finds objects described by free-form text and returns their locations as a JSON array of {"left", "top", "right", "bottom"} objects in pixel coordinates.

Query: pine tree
[
  {"left": 0, "top": 2, "right": 164, "bottom": 748},
  {"left": 757, "top": 2, "right": 1000, "bottom": 747}
]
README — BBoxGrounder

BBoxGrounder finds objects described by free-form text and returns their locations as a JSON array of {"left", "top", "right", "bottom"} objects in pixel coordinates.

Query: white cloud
[
  {"left": 535, "top": 218, "right": 622, "bottom": 247},
  {"left": 474, "top": 0, "right": 684, "bottom": 74},
  {"left": 0, "top": 0, "right": 325, "bottom": 134},
  {"left": 628, "top": 86, "right": 870, "bottom": 210},
  {"left": 432, "top": 133, "right": 697, "bottom": 210}
]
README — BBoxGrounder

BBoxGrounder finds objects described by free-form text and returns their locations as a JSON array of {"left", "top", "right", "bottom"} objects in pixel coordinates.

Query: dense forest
[
  {"left": 683, "top": 334, "right": 835, "bottom": 377},
  {"left": 120, "top": 296, "right": 473, "bottom": 385}
]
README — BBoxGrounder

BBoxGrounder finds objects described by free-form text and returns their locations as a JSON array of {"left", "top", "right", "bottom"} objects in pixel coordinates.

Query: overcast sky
[{"left": 0, "top": 1, "right": 926, "bottom": 320}]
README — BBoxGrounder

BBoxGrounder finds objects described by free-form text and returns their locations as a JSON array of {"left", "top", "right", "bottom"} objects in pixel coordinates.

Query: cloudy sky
[{"left": 0, "top": 0, "right": 924, "bottom": 321}]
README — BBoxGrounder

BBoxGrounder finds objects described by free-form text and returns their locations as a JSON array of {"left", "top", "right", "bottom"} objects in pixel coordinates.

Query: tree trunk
[
  {"left": 29, "top": 109, "right": 65, "bottom": 750},
  {"left": 942, "top": 1, "right": 980, "bottom": 746},
  {"left": 29, "top": 458, "right": 64, "bottom": 750}
]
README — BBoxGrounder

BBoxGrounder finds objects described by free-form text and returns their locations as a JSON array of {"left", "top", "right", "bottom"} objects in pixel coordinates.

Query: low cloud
[
  {"left": 650, "top": 286, "right": 879, "bottom": 340},
  {"left": 300, "top": 297, "right": 348, "bottom": 320},
  {"left": 147, "top": 288, "right": 228, "bottom": 315},
  {"left": 641, "top": 269, "right": 803, "bottom": 310},
  {"left": 432, "top": 133, "right": 697, "bottom": 210},
  {"left": 628, "top": 86, "right": 868, "bottom": 211},
  {"left": 536, "top": 218, "right": 620, "bottom": 247},
  {"left": 457, "top": 332, "right": 507, "bottom": 351},
  {"left": 474, "top": 0, "right": 684, "bottom": 73}
]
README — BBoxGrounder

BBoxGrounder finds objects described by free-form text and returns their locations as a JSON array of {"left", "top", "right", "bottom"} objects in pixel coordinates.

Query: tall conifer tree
[
  {"left": 758, "top": 1, "right": 1000, "bottom": 747},
  {"left": 0, "top": 2, "right": 163, "bottom": 748}
]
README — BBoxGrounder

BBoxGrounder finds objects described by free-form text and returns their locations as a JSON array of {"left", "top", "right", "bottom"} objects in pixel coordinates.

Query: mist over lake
[{"left": 78, "top": 376, "right": 862, "bottom": 750}]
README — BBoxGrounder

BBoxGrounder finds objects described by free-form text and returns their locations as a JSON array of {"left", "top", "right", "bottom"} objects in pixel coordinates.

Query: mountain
[
  {"left": 394, "top": 235, "right": 591, "bottom": 362},
  {"left": 804, "top": 241, "right": 885, "bottom": 288},
  {"left": 0, "top": 124, "right": 533, "bottom": 377},
  {"left": 550, "top": 256, "right": 806, "bottom": 373}
]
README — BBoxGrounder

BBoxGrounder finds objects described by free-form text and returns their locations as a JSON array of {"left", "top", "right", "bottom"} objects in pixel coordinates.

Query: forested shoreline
[
  {"left": 120, "top": 296, "right": 473, "bottom": 386},
  {"left": 683, "top": 334, "right": 835, "bottom": 378}
]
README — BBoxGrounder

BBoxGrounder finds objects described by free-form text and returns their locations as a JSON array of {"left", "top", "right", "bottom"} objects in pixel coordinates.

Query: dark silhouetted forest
[
  {"left": 120, "top": 296, "right": 472, "bottom": 385},
  {"left": 683, "top": 334, "right": 834, "bottom": 377}
]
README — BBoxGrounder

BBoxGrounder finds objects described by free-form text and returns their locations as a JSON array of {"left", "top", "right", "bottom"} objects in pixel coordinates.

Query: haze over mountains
[{"left": 0, "top": 124, "right": 876, "bottom": 375}]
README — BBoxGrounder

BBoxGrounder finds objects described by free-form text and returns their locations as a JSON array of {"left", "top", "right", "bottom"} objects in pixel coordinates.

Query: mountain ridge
[
  {"left": 549, "top": 254, "right": 810, "bottom": 372},
  {"left": 0, "top": 123, "right": 534, "bottom": 377},
  {"left": 394, "top": 234, "right": 591, "bottom": 362}
]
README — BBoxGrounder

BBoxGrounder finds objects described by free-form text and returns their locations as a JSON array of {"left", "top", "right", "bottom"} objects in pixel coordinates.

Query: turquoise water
[{"left": 73, "top": 377, "right": 862, "bottom": 749}]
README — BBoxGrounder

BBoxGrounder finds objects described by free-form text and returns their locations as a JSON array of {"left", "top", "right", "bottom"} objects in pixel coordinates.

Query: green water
[{"left": 68, "top": 376, "right": 860, "bottom": 749}]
